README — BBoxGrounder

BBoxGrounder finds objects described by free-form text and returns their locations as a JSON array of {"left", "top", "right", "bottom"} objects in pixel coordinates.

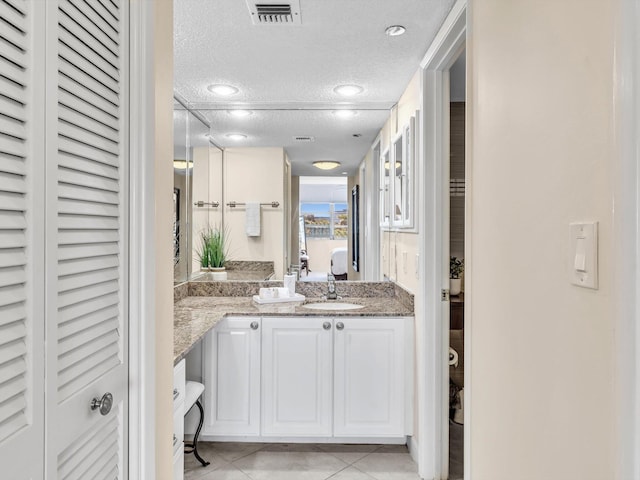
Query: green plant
[
  {"left": 196, "top": 225, "right": 229, "bottom": 269},
  {"left": 450, "top": 256, "right": 464, "bottom": 279}
]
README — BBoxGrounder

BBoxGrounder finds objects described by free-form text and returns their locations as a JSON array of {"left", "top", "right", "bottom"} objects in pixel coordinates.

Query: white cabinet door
[
  {"left": 204, "top": 317, "right": 261, "bottom": 435},
  {"left": 45, "top": 0, "right": 130, "bottom": 477},
  {"left": 334, "top": 318, "right": 406, "bottom": 436},
  {"left": 262, "top": 317, "right": 333, "bottom": 436},
  {"left": 0, "top": 2, "right": 45, "bottom": 477}
]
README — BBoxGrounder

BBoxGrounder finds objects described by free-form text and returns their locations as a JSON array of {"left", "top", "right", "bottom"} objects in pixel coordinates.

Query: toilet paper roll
[
  {"left": 275, "top": 287, "right": 290, "bottom": 298},
  {"left": 259, "top": 287, "right": 275, "bottom": 299},
  {"left": 449, "top": 347, "right": 459, "bottom": 367},
  {"left": 284, "top": 274, "right": 296, "bottom": 296}
]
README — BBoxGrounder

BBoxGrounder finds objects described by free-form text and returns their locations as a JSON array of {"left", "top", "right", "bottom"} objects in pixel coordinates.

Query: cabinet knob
[
  {"left": 336, "top": 322, "right": 344, "bottom": 330},
  {"left": 322, "top": 321, "right": 331, "bottom": 330},
  {"left": 90, "top": 392, "right": 113, "bottom": 416},
  {"left": 250, "top": 321, "right": 259, "bottom": 330}
]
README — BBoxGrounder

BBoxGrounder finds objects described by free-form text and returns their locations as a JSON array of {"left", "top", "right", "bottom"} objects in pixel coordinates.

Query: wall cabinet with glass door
[{"left": 379, "top": 115, "right": 417, "bottom": 230}]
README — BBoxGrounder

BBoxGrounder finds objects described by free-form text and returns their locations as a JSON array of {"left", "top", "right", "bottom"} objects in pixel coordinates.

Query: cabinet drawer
[
  {"left": 173, "top": 445, "right": 184, "bottom": 480},
  {"left": 173, "top": 403, "right": 184, "bottom": 456},
  {"left": 173, "top": 359, "right": 186, "bottom": 412}
]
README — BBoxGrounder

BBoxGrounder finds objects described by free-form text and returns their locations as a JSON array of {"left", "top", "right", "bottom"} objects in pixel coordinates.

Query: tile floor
[{"left": 184, "top": 443, "right": 421, "bottom": 480}]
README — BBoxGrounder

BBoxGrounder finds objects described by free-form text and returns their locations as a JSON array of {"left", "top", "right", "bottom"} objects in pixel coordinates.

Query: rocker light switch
[{"left": 570, "top": 222, "right": 598, "bottom": 289}]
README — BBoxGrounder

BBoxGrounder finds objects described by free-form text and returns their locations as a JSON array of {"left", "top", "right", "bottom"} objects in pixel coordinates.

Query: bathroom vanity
[{"left": 173, "top": 280, "right": 415, "bottom": 461}]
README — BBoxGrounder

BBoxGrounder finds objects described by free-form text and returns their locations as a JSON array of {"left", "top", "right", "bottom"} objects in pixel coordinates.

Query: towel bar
[
  {"left": 227, "top": 201, "right": 280, "bottom": 208},
  {"left": 193, "top": 201, "right": 220, "bottom": 207}
]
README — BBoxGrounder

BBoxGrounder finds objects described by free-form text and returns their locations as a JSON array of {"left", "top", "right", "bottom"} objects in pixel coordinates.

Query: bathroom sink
[{"left": 302, "top": 302, "right": 365, "bottom": 311}]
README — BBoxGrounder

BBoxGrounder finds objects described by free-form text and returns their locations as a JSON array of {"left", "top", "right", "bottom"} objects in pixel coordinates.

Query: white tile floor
[{"left": 185, "top": 443, "right": 421, "bottom": 480}]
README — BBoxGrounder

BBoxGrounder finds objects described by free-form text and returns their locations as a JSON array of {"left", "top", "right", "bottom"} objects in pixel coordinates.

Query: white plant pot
[
  {"left": 211, "top": 267, "right": 227, "bottom": 281},
  {"left": 450, "top": 278, "right": 461, "bottom": 296}
]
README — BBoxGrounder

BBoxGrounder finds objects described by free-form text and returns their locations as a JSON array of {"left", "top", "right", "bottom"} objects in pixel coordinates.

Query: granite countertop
[{"left": 174, "top": 295, "right": 413, "bottom": 364}]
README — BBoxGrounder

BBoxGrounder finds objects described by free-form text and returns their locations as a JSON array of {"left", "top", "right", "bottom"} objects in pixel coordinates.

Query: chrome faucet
[{"left": 326, "top": 274, "right": 338, "bottom": 300}]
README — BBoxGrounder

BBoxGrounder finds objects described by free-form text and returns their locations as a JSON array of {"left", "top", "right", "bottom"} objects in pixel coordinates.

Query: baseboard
[{"left": 199, "top": 434, "right": 408, "bottom": 444}]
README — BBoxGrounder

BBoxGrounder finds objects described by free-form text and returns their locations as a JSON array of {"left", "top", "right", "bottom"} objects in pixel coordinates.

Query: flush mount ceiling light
[
  {"left": 333, "top": 84, "right": 363, "bottom": 97},
  {"left": 226, "top": 133, "right": 247, "bottom": 140},
  {"left": 332, "top": 110, "right": 357, "bottom": 119},
  {"left": 228, "top": 109, "right": 253, "bottom": 118},
  {"left": 207, "top": 84, "right": 239, "bottom": 96},
  {"left": 385, "top": 25, "right": 406, "bottom": 36},
  {"left": 313, "top": 161, "right": 341, "bottom": 170},
  {"left": 173, "top": 160, "right": 192, "bottom": 170}
]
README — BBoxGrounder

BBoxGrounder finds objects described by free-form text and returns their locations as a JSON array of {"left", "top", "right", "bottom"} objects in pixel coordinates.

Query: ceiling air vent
[
  {"left": 293, "top": 136, "right": 315, "bottom": 142},
  {"left": 246, "top": 0, "right": 302, "bottom": 25}
]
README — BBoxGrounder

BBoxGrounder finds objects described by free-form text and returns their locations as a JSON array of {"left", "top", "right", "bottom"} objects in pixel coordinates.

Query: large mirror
[{"left": 173, "top": 98, "right": 224, "bottom": 284}]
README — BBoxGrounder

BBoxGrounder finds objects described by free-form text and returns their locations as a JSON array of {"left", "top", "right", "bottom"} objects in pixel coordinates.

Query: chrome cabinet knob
[
  {"left": 250, "top": 321, "right": 259, "bottom": 330},
  {"left": 90, "top": 392, "right": 113, "bottom": 416},
  {"left": 336, "top": 322, "right": 345, "bottom": 330},
  {"left": 323, "top": 321, "right": 331, "bottom": 330}
]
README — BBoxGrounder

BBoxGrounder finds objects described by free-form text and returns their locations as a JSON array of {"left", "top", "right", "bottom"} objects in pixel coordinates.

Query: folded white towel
[
  {"left": 245, "top": 202, "right": 261, "bottom": 237},
  {"left": 275, "top": 287, "right": 290, "bottom": 298}
]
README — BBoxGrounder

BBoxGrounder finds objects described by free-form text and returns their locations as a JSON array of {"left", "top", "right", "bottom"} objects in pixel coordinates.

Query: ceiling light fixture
[
  {"left": 228, "top": 109, "right": 253, "bottom": 118},
  {"left": 385, "top": 25, "right": 406, "bottom": 36},
  {"left": 313, "top": 161, "right": 341, "bottom": 170},
  {"left": 384, "top": 161, "right": 402, "bottom": 170},
  {"left": 173, "top": 160, "right": 192, "bottom": 170},
  {"left": 207, "top": 84, "right": 239, "bottom": 96},
  {"left": 333, "top": 84, "right": 363, "bottom": 97},
  {"left": 332, "top": 110, "right": 357, "bottom": 118},
  {"left": 226, "top": 133, "right": 247, "bottom": 140}
]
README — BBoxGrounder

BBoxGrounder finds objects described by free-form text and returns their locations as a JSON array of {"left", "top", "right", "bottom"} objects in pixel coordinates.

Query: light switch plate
[{"left": 570, "top": 222, "right": 598, "bottom": 289}]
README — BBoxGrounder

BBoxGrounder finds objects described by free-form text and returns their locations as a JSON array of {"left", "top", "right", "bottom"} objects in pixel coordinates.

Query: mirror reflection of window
[{"left": 301, "top": 203, "right": 347, "bottom": 240}]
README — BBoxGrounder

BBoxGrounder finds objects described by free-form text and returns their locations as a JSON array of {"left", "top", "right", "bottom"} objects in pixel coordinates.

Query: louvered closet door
[
  {"left": 44, "top": 1, "right": 129, "bottom": 478},
  {"left": 0, "top": 0, "right": 45, "bottom": 478}
]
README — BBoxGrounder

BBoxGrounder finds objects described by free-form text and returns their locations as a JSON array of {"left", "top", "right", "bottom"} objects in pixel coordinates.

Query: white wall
[
  {"left": 467, "top": 1, "right": 616, "bottom": 478},
  {"left": 224, "top": 147, "right": 287, "bottom": 278},
  {"left": 376, "top": 70, "right": 421, "bottom": 293}
]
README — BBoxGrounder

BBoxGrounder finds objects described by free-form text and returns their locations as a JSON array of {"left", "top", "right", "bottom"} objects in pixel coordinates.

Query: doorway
[
  {"left": 416, "top": 1, "right": 466, "bottom": 479},
  {"left": 447, "top": 50, "right": 466, "bottom": 480}
]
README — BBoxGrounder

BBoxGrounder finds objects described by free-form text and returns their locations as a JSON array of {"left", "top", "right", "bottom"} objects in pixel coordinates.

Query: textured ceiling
[{"left": 174, "top": 0, "right": 456, "bottom": 175}]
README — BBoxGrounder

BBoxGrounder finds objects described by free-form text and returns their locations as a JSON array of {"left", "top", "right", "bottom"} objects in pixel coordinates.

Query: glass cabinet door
[
  {"left": 380, "top": 148, "right": 391, "bottom": 227},
  {"left": 392, "top": 132, "right": 404, "bottom": 226}
]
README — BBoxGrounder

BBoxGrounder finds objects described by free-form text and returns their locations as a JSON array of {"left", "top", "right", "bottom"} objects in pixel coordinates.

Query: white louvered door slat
[
  {"left": 45, "top": 0, "right": 129, "bottom": 478},
  {"left": 0, "top": 1, "right": 45, "bottom": 479}
]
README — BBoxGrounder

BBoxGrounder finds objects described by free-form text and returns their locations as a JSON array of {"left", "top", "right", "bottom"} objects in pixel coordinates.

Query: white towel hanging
[{"left": 245, "top": 202, "right": 261, "bottom": 237}]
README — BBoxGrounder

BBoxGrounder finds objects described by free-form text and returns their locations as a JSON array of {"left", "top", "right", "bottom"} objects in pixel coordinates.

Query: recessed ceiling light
[
  {"left": 207, "top": 84, "right": 239, "bottom": 96},
  {"left": 228, "top": 109, "right": 252, "bottom": 118},
  {"left": 332, "top": 110, "right": 357, "bottom": 118},
  {"left": 313, "top": 161, "right": 341, "bottom": 170},
  {"left": 385, "top": 25, "right": 406, "bottom": 36},
  {"left": 333, "top": 84, "right": 363, "bottom": 97},
  {"left": 226, "top": 133, "right": 247, "bottom": 140}
]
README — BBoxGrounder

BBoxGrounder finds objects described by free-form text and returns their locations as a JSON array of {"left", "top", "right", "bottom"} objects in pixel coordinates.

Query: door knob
[
  {"left": 323, "top": 321, "right": 331, "bottom": 330},
  {"left": 336, "top": 322, "right": 344, "bottom": 330},
  {"left": 250, "top": 321, "right": 259, "bottom": 330},
  {"left": 90, "top": 392, "right": 113, "bottom": 416}
]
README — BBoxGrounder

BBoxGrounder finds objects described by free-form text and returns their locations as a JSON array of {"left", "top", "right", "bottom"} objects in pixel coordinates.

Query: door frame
[
  {"left": 129, "top": 1, "right": 162, "bottom": 478},
  {"left": 416, "top": 1, "right": 466, "bottom": 478},
  {"left": 615, "top": 0, "right": 640, "bottom": 478}
]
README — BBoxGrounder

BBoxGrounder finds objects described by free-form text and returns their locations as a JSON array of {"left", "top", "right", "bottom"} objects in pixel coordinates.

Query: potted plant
[
  {"left": 196, "top": 225, "right": 230, "bottom": 280},
  {"left": 450, "top": 256, "right": 464, "bottom": 296}
]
